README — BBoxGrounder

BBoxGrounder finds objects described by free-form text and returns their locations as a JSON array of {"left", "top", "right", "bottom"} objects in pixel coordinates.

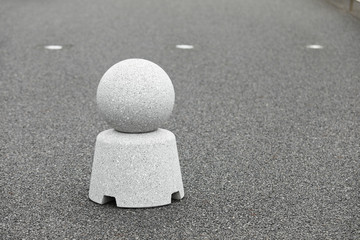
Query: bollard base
[{"left": 89, "top": 128, "right": 184, "bottom": 208}]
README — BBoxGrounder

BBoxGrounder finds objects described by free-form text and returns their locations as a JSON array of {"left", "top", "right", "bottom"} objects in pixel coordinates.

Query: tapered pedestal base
[{"left": 89, "top": 128, "right": 184, "bottom": 208}]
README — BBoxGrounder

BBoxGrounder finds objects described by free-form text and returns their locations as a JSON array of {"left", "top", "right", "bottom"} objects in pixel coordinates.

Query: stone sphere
[{"left": 97, "top": 59, "right": 175, "bottom": 133}]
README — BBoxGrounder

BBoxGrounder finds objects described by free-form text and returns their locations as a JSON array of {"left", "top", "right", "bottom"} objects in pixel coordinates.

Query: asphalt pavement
[{"left": 1, "top": 0, "right": 359, "bottom": 239}]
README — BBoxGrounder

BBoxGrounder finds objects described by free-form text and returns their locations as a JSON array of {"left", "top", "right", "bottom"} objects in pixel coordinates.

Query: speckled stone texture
[
  {"left": 90, "top": 59, "right": 184, "bottom": 208},
  {"left": 97, "top": 59, "right": 175, "bottom": 133},
  {"left": 89, "top": 59, "right": 184, "bottom": 208},
  {"left": 89, "top": 129, "right": 184, "bottom": 208}
]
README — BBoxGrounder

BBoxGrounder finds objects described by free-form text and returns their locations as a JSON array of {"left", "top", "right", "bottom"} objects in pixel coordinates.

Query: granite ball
[{"left": 97, "top": 59, "right": 175, "bottom": 133}]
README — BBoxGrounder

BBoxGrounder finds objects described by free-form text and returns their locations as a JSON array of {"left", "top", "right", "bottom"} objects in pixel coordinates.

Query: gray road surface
[{"left": 1, "top": 0, "right": 359, "bottom": 239}]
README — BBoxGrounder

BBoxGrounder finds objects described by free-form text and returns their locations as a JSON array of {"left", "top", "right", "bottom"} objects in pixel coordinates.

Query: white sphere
[{"left": 97, "top": 59, "right": 175, "bottom": 133}]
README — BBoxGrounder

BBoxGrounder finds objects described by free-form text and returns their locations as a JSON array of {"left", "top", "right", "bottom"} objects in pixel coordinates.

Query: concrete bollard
[{"left": 89, "top": 59, "right": 184, "bottom": 208}]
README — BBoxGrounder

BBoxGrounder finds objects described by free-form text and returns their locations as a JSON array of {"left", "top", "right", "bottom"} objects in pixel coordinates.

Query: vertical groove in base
[
  {"left": 171, "top": 191, "right": 181, "bottom": 200},
  {"left": 101, "top": 195, "right": 116, "bottom": 204}
]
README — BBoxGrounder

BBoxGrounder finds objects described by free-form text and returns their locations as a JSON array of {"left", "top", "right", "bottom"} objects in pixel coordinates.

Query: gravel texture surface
[{"left": 1, "top": 0, "right": 359, "bottom": 239}]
